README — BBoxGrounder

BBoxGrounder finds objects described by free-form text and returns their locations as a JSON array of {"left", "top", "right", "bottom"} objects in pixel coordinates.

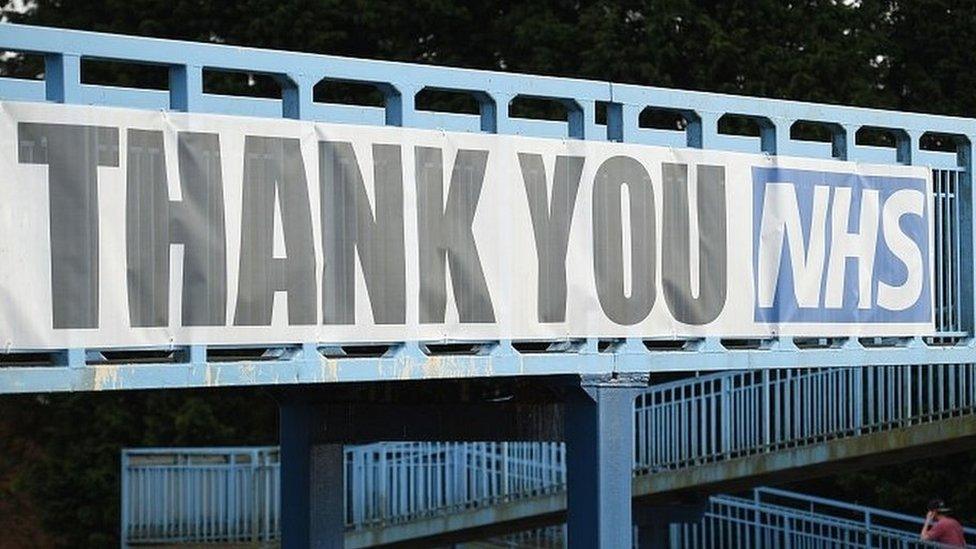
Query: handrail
[
  {"left": 121, "top": 361, "right": 976, "bottom": 543},
  {"left": 122, "top": 443, "right": 976, "bottom": 546},
  {"left": 756, "top": 486, "right": 976, "bottom": 538},
  {"left": 1, "top": 23, "right": 973, "bottom": 156},
  {"left": 635, "top": 363, "right": 976, "bottom": 472},
  {"left": 689, "top": 492, "right": 976, "bottom": 548}
]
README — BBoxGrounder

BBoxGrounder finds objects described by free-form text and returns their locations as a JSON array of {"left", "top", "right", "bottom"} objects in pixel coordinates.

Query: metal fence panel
[{"left": 122, "top": 361, "right": 976, "bottom": 544}]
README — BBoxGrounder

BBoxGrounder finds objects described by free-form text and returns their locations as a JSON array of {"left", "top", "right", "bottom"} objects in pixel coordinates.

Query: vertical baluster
[{"left": 936, "top": 170, "right": 945, "bottom": 332}]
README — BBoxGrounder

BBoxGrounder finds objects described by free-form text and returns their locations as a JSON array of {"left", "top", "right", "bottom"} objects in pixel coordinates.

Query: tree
[{"left": 0, "top": 390, "right": 277, "bottom": 547}]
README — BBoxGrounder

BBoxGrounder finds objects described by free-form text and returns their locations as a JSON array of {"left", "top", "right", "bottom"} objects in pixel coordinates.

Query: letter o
[{"left": 592, "top": 155, "right": 656, "bottom": 325}]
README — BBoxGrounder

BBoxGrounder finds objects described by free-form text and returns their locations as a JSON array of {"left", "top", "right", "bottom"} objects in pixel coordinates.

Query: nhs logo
[{"left": 752, "top": 167, "right": 931, "bottom": 324}]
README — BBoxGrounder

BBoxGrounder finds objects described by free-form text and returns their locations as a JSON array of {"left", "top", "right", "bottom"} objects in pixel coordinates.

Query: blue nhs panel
[{"left": 752, "top": 167, "right": 931, "bottom": 324}]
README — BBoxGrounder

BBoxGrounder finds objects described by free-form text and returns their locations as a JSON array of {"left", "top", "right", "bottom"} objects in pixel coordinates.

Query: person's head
[{"left": 928, "top": 498, "right": 952, "bottom": 518}]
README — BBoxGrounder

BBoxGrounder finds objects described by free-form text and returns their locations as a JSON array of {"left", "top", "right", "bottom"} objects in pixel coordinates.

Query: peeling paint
[
  {"left": 239, "top": 362, "right": 256, "bottom": 384},
  {"left": 322, "top": 357, "right": 339, "bottom": 382},
  {"left": 92, "top": 365, "right": 120, "bottom": 390}
]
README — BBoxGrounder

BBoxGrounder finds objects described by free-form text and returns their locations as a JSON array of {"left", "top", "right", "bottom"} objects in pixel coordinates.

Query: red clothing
[{"left": 928, "top": 516, "right": 967, "bottom": 547}]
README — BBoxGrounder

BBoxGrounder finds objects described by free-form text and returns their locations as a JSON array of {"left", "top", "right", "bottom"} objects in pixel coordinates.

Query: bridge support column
[
  {"left": 564, "top": 378, "right": 644, "bottom": 548},
  {"left": 280, "top": 402, "right": 345, "bottom": 549}
]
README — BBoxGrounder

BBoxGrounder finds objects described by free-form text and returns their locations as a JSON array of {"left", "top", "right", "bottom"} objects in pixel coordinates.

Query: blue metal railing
[
  {"left": 676, "top": 487, "right": 976, "bottom": 548},
  {"left": 346, "top": 441, "right": 564, "bottom": 528},
  {"left": 0, "top": 24, "right": 973, "bottom": 392},
  {"left": 121, "top": 446, "right": 976, "bottom": 547},
  {"left": 635, "top": 362, "right": 976, "bottom": 472},
  {"left": 934, "top": 168, "right": 965, "bottom": 338},
  {"left": 121, "top": 362, "right": 976, "bottom": 544},
  {"left": 120, "top": 446, "right": 280, "bottom": 544},
  {"left": 2, "top": 24, "right": 973, "bottom": 164}
]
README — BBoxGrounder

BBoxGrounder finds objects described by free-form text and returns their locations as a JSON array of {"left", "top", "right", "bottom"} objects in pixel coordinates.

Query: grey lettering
[
  {"left": 592, "top": 155, "right": 656, "bottom": 325},
  {"left": 662, "top": 163, "right": 727, "bottom": 325},
  {"left": 18, "top": 123, "right": 118, "bottom": 329},
  {"left": 415, "top": 147, "right": 495, "bottom": 323},
  {"left": 518, "top": 153, "right": 583, "bottom": 323},
  {"left": 320, "top": 141, "right": 405, "bottom": 325},
  {"left": 234, "top": 136, "right": 316, "bottom": 326},
  {"left": 126, "top": 130, "right": 227, "bottom": 327}
]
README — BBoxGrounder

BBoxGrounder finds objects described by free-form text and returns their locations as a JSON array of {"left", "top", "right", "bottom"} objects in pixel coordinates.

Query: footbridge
[
  {"left": 123, "top": 362, "right": 976, "bottom": 547},
  {"left": 2, "top": 23, "right": 975, "bottom": 548}
]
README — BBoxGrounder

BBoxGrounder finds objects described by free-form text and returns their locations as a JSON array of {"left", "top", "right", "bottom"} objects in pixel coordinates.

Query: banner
[{"left": 0, "top": 102, "right": 934, "bottom": 349}]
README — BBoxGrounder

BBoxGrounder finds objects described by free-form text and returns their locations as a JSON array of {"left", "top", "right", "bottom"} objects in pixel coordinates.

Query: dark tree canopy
[
  {"left": 2, "top": 1, "right": 976, "bottom": 546},
  {"left": 5, "top": 0, "right": 976, "bottom": 117}
]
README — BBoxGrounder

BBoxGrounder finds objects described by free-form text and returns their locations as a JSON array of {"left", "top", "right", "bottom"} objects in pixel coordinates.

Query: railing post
[
  {"left": 854, "top": 367, "right": 864, "bottom": 434},
  {"left": 491, "top": 92, "right": 516, "bottom": 135},
  {"left": 831, "top": 123, "right": 850, "bottom": 160},
  {"left": 959, "top": 136, "right": 975, "bottom": 336},
  {"left": 721, "top": 376, "right": 732, "bottom": 458},
  {"left": 65, "top": 348, "right": 86, "bottom": 369},
  {"left": 378, "top": 445, "right": 388, "bottom": 523},
  {"left": 44, "top": 52, "right": 81, "bottom": 103},
  {"left": 385, "top": 83, "right": 419, "bottom": 127},
  {"left": 841, "top": 124, "right": 858, "bottom": 161},
  {"left": 865, "top": 511, "right": 873, "bottom": 549},
  {"left": 568, "top": 100, "right": 589, "bottom": 140},
  {"left": 688, "top": 111, "right": 720, "bottom": 149},
  {"left": 251, "top": 453, "right": 260, "bottom": 543},
  {"left": 618, "top": 103, "right": 641, "bottom": 143},
  {"left": 903, "top": 129, "right": 921, "bottom": 166},
  {"left": 501, "top": 441, "right": 510, "bottom": 498},
  {"left": 762, "top": 369, "right": 771, "bottom": 449},
  {"left": 903, "top": 363, "right": 913, "bottom": 425},
  {"left": 228, "top": 453, "right": 238, "bottom": 541},
  {"left": 281, "top": 73, "right": 315, "bottom": 120},
  {"left": 120, "top": 450, "right": 130, "bottom": 548},
  {"left": 753, "top": 488, "right": 762, "bottom": 543},
  {"left": 476, "top": 93, "right": 498, "bottom": 133},
  {"left": 764, "top": 118, "right": 789, "bottom": 155},
  {"left": 169, "top": 64, "right": 203, "bottom": 112},
  {"left": 605, "top": 102, "right": 624, "bottom": 142},
  {"left": 784, "top": 516, "right": 793, "bottom": 549}
]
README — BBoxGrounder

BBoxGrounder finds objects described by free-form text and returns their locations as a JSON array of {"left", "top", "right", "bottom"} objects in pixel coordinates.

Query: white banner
[{"left": 0, "top": 102, "right": 934, "bottom": 349}]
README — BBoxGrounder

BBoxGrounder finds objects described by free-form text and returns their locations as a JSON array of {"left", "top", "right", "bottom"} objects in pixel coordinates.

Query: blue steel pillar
[
  {"left": 564, "top": 377, "right": 644, "bottom": 548},
  {"left": 280, "top": 402, "right": 345, "bottom": 549}
]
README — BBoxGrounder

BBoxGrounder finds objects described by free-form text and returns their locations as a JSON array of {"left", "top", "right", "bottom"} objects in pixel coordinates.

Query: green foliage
[
  {"left": 2, "top": 0, "right": 976, "bottom": 545},
  {"left": 6, "top": 0, "right": 975, "bottom": 117},
  {"left": 792, "top": 450, "right": 976, "bottom": 526},
  {"left": 0, "top": 391, "right": 276, "bottom": 548}
]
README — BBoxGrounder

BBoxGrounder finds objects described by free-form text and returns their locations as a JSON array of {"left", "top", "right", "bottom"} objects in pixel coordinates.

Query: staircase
[{"left": 122, "top": 363, "right": 976, "bottom": 546}]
